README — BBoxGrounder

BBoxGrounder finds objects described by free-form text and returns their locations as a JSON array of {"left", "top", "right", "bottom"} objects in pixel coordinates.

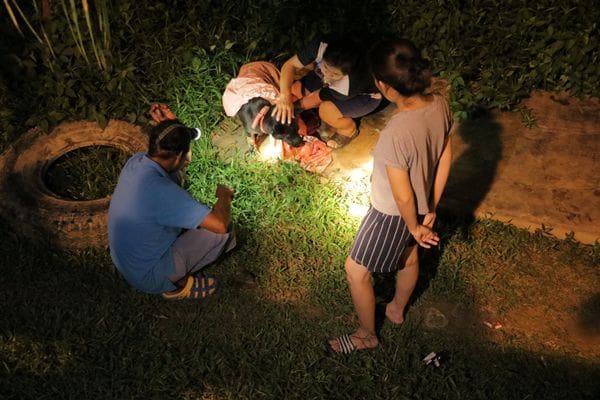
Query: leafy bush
[
  {"left": 378, "top": 0, "right": 599, "bottom": 117},
  {"left": 0, "top": 79, "right": 15, "bottom": 146},
  {"left": 0, "top": 0, "right": 598, "bottom": 149}
]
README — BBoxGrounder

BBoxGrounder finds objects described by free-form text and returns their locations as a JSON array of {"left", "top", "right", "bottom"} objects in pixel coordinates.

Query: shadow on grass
[{"left": 1, "top": 216, "right": 599, "bottom": 400}]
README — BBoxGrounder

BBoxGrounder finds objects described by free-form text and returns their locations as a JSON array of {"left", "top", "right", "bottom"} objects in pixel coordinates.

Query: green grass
[
  {"left": 44, "top": 145, "right": 130, "bottom": 200},
  {"left": 1, "top": 144, "right": 598, "bottom": 399},
  {"left": 1, "top": 1, "right": 599, "bottom": 398}
]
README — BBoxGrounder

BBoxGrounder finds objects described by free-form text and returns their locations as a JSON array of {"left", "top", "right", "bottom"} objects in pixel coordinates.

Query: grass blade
[
  {"left": 2, "top": 0, "right": 22, "bottom": 34},
  {"left": 40, "top": 27, "right": 56, "bottom": 60},
  {"left": 99, "top": 0, "right": 110, "bottom": 53},
  {"left": 59, "top": 0, "right": 87, "bottom": 63},
  {"left": 10, "top": 0, "right": 42, "bottom": 43},
  {"left": 81, "top": 0, "right": 103, "bottom": 69},
  {"left": 68, "top": 0, "right": 89, "bottom": 63}
]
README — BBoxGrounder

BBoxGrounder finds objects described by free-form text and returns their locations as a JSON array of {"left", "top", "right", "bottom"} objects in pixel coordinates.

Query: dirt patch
[
  {"left": 412, "top": 301, "right": 483, "bottom": 336},
  {"left": 505, "top": 304, "right": 600, "bottom": 358},
  {"left": 412, "top": 297, "right": 600, "bottom": 362},
  {"left": 444, "top": 91, "right": 600, "bottom": 244},
  {"left": 212, "top": 90, "right": 600, "bottom": 244}
]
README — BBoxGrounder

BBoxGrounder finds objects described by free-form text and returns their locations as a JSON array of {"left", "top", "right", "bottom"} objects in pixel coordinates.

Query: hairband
[{"left": 157, "top": 123, "right": 185, "bottom": 142}]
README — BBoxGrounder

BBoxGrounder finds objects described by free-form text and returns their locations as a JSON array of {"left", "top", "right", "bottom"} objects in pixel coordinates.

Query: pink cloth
[
  {"left": 291, "top": 136, "right": 333, "bottom": 174},
  {"left": 275, "top": 117, "right": 333, "bottom": 174},
  {"left": 222, "top": 61, "right": 281, "bottom": 116},
  {"left": 223, "top": 61, "right": 333, "bottom": 173}
]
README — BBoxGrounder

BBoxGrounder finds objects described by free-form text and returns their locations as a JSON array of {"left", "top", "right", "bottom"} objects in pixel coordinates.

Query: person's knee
[
  {"left": 344, "top": 257, "right": 370, "bottom": 286},
  {"left": 403, "top": 246, "right": 419, "bottom": 270},
  {"left": 319, "top": 103, "right": 356, "bottom": 134},
  {"left": 318, "top": 101, "right": 339, "bottom": 122}
]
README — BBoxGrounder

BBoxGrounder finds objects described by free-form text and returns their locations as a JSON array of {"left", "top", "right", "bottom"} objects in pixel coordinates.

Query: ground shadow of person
[
  {"left": 578, "top": 292, "right": 600, "bottom": 336},
  {"left": 373, "top": 109, "right": 503, "bottom": 331},
  {"left": 440, "top": 109, "right": 503, "bottom": 223}
]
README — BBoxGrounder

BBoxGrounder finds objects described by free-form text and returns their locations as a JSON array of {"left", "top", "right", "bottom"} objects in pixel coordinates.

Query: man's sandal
[
  {"left": 328, "top": 333, "right": 378, "bottom": 354},
  {"left": 162, "top": 275, "right": 219, "bottom": 300},
  {"left": 326, "top": 129, "right": 359, "bottom": 149}
]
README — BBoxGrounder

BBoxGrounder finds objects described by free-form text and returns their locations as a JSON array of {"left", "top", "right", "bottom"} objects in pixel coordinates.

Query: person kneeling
[{"left": 108, "top": 104, "right": 235, "bottom": 300}]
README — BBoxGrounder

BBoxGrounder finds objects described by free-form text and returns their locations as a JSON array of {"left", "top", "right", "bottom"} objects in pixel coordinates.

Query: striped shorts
[{"left": 349, "top": 207, "right": 415, "bottom": 273}]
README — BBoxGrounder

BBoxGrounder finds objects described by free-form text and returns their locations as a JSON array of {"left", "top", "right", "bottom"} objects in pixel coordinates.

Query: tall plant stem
[
  {"left": 10, "top": 0, "right": 43, "bottom": 44},
  {"left": 58, "top": 0, "right": 87, "bottom": 63},
  {"left": 82, "top": 0, "right": 105, "bottom": 70},
  {"left": 2, "top": 0, "right": 23, "bottom": 34},
  {"left": 68, "top": 0, "right": 89, "bottom": 63}
]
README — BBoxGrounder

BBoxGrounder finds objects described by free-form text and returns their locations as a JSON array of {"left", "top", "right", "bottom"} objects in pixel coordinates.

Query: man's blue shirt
[{"left": 108, "top": 153, "right": 210, "bottom": 293}]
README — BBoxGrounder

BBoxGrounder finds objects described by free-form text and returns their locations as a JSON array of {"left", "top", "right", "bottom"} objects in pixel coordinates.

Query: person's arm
[
  {"left": 386, "top": 165, "right": 440, "bottom": 249},
  {"left": 198, "top": 184, "right": 233, "bottom": 234},
  {"left": 272, "top": 55, "right": 306, "bottom": 124},
  {"left": 423, "top": 138, "right": 452, "bottom": 228}
]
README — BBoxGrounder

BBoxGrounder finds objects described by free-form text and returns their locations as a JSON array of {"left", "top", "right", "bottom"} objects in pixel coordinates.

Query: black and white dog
[
  {"left": 236, "top": 97, "right": 304, "bottom": 149},
  {"left": 222, "top": 61, "right": 306, "bottom": 150}
]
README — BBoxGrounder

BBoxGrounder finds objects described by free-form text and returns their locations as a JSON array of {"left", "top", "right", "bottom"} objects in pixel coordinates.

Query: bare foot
[
  {"left": 385, "top": 303, "right": 405, "bottom": 325},
  {"left": 328, "top": 329, "right": 379, "bottom": 354}
]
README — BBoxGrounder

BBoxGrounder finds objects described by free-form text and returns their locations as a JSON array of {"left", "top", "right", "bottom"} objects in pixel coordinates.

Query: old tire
[{"left": 0, "top": 120, "right": 147, "bottom": 249}]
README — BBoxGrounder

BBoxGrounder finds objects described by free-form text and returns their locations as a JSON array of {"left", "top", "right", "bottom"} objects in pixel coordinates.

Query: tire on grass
[{"left": 0, "top": 120, "right": 147, "bottom": 249}]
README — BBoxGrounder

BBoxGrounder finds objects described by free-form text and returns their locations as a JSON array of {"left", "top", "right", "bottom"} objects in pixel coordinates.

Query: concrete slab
[{"left": 212, "top": 91, "right": 600, "bottom": 244}]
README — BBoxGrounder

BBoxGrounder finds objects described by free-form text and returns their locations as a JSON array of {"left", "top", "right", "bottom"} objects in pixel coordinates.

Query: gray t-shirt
[{"left": 370, "top": 95, "right": 453, "bottom": 215}]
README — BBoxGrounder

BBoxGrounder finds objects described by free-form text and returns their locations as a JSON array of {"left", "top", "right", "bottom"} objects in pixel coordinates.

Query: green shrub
[
  {"left": 0, "top": 0, "right": 598, "bottom": 150},
  {"left": 381, "top": 0, "right": 599, "bottom": 115},
  {"left": 0, "top": 78, "right": 15, "bottom": 148}
]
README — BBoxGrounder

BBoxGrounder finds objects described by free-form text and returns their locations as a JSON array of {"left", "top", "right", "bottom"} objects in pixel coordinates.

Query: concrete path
[{"left": 214, "top": 90, "right": 600, "bottom": 244}]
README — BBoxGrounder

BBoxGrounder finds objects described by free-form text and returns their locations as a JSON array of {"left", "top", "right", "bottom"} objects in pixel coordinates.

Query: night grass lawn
[
  {"left": 1, "top": 145, "right": 598, "bottom": 400},
  {"left": 2, "top": 1, "right": 599, "bottom": 397}
]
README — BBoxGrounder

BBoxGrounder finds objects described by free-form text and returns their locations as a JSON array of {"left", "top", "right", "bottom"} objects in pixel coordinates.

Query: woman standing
[{"left": 329, "top": 38, "right": 453, "bottom": 353}]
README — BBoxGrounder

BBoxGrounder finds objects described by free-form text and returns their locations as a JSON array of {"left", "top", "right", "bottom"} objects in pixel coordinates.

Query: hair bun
[{"left": 370, "top": 37, "right": 432, "bottom": 96}]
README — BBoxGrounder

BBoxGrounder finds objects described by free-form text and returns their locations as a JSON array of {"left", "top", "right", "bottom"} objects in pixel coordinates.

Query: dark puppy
[{"left": 237, "top": 97, "right": 304, "bottom": 149}]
